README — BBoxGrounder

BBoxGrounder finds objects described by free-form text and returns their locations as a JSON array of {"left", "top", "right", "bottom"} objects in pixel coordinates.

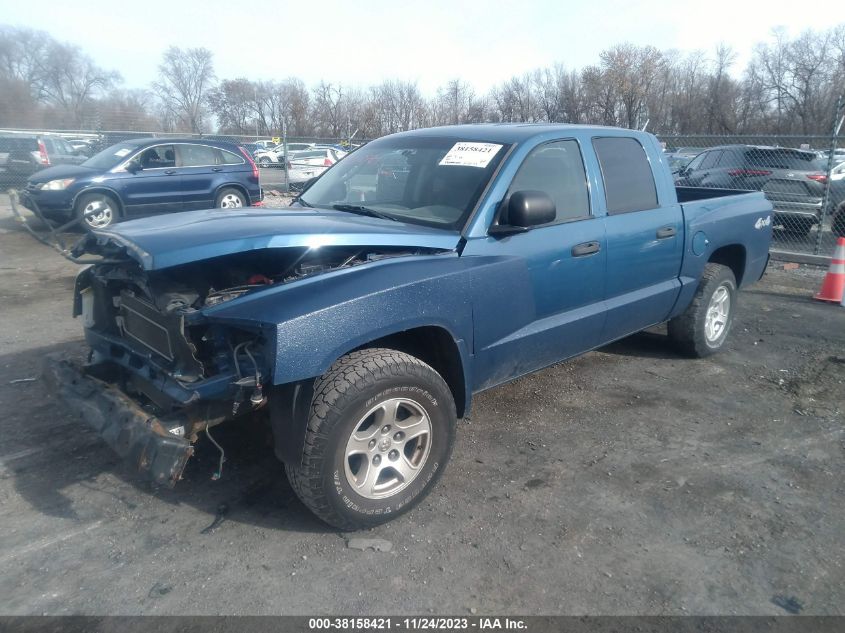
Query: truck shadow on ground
[
  {"left": 3, "top": 342, "right": 331, "bottom": 534},
  {"left": 599, "top": 328, "right": 680, "bottom": 360}
]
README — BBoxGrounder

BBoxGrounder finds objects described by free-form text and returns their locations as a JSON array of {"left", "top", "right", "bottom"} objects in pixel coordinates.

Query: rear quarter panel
[{"left": 669, "top": 191, "right": 773, "bottom": 319}]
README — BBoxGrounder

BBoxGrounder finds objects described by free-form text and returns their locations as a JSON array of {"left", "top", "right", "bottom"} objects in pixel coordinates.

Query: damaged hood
[{"left": 80, "top": 207, "right": 462, "bottom": 270}]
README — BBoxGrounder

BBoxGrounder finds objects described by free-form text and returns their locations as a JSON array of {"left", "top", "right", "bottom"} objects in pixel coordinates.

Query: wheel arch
[
  {"left": 72, "top": 187, "right": 125, "bottom": 217},
  {"left": 214, "top": 182, "right": 250, "bottom": 206},
  {"left": 351, "top": 326, "right": 468, "bottom": 419},
  {"left": 708, "top": 244, "right": 746, "bottom": 287},
  {"left": 269, "top": 325, "right": 470, "bottom": 466}
]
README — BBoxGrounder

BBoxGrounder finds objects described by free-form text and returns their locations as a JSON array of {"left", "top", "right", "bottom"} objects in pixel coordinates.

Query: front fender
[
  {"left": 202, "top": 254, "right": 481, "bottom": 387},
  {"left": 72, "top": 185, "right": 125, "bottom": 213}
]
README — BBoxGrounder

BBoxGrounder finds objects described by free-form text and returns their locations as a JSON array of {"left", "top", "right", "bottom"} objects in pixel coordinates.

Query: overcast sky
[{"left": 1, "top": 0, "right": 839, "bottom": 94}]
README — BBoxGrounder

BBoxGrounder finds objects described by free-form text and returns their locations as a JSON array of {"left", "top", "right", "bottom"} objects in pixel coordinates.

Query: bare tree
[
  {"left": 36, "top": 41, "right": 120, "bottom": 127},
  {"left": 96, "top": 89, "right": 159, "bottom": 131},
  {"left": 154, "top": 46, "right": 215, "bottom": 133},
  {"left": 207, "top": 78, "right": 255, "bottom": 134},
  {"left": 312, "top": 81, "right": 345, "bottom": 136}
]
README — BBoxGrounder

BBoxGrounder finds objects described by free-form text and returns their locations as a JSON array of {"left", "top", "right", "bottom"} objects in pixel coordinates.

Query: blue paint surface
[{"left": 80, "top": 124, "right": 774, "bottom": 415}]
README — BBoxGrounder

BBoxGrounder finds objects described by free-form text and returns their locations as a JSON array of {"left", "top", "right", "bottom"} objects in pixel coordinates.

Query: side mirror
[
  {"left": 126, "top": 159, "right": 142, "bottom": 173},
  {"left": 507, "top": 190, "right": 556, "bottom": 227},
  {"left": 489, "top": 190, "right": 556, "bottom": 236}
]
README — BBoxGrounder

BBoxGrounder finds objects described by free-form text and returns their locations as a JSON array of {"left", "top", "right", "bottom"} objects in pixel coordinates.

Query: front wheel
[
  {"left": 76, "top": 193, "right": 119, "bottom": 230},
  {"left": 285, "top": 348, "right": 457, "bottom": 530},
  {"left": 215, "top": 188, "right": 247, "bottom": 209},
  {"left": 668, "top": 263, "right": 737, "bottom": 358}
]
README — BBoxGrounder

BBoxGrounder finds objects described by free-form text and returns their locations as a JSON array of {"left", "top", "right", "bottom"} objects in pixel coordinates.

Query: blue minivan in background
[{"left": 20, "top": 138, "right": 262, "bottom": 230}]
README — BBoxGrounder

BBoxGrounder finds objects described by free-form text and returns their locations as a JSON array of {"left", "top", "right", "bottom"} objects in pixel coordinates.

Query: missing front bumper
[{"left": 41, "top": 355, "right": 194, "bottom": 487}]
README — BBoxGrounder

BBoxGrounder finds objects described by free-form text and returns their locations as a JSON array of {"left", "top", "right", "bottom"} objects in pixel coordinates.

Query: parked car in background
[
  {"left": 286, "top": 142, "right": 316, "bottom": 152},
  {"left": 675, "top": 145, "right": 827, "bottom": 235},
  {"left": 287, "top": 147, "right": 347, "bottom": 184},
  {"left": 254, "top": 139, "right": 277, "bottom": 151},
  {"left": 829, "top": 173, "right": 845, "bottom": 237},
  {"left": 0, "top": 132, "right": 87, "bottom": 186},
  {"left": 664, "top": 147, "right": 705, "bottom": 173},
  {"left": 19, "top": 138, "right": 262, "bottom": 230},
  {"left": 66, "top": 139, "right": 97, "bottom": 157},
  {"left": 254, "top": 143, "right": 322, "bottom": 167},
  {"left": 241, "top": 142, "right": 260, "bottom": 157},
  {"left": 255, "top": 146, "right": 285, "bottom": 166}
]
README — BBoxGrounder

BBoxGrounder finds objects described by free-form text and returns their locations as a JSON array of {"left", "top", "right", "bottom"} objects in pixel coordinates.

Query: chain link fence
[
  {"left": 4, "top": 126, "right": 845, "bottom": 261},
  {"left": 658, "top": 134, "right": 845, "bottom": 262}
]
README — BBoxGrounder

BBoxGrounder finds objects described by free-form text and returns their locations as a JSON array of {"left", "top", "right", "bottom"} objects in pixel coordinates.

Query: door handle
[
  {"left": 571, "top": 241, "right": 600, "bottom": 257},
  {"left": 164, "top": 169, "right": 176, "bottom": 175},
  {"left": 212, "top": 167, "right": 223, "bottom": 172},
  {"left": 656, "top": 226, "right": 677, "bottom": 239}
]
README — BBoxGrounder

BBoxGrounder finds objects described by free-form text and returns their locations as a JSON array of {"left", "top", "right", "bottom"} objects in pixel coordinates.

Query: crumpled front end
[
  {"left": 56, "top": 235, "right": 450, "bottom": 484},
  {"left": 42, "top": 356, "right": 194, "bottom": 487}
]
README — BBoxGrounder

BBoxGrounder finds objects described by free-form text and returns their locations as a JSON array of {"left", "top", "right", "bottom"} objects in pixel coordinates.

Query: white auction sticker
[
  {"left": 114, "top": 148, "right": 131, "bottom": 157},
  {"left": 439, "top": 142, "right": 503, "bottom": 168}
]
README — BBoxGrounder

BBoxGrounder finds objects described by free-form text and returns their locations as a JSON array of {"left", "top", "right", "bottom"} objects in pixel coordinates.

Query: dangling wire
[{"left": 205, "top": 422, "right": 225, "bottom": 481}]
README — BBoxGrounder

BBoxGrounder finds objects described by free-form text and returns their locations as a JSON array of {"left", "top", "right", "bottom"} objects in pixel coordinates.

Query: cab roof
[{"left": 385, "top": 123, "right": 647, "bottom": 145}]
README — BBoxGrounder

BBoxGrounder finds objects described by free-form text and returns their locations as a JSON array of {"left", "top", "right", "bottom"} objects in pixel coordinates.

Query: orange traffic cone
[{"left": 814, "top": 237, "right": 845, "bottom": 303}]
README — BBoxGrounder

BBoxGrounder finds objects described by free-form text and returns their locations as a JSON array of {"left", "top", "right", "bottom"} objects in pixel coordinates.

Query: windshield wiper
[
  {"left": 294, "top": 197, "right": 312, "bottom": 207},
  {"left": 332, "top": 204, "right": 398, "bottom": 222}
]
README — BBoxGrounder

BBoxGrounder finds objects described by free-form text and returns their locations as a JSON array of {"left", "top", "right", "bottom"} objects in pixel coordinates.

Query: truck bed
[{"left": 676, "top": 186, "right": 754, "bottom": 203}]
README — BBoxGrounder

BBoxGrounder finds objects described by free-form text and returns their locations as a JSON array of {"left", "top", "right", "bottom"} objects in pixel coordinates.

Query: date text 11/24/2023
[{"left": 308, "top": 617, "right": 528, "bottom": 630}]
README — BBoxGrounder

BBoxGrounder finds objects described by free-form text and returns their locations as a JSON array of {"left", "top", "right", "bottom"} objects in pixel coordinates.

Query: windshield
[
  {"left": 82, "top": 142, "right": 142, "bottom": 170},
  {"left": 299, "top": 136, "right": 510, "bottom": 230}
]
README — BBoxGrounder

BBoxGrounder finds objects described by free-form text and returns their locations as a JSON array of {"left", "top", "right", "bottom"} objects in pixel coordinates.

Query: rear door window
[
  {"left": 593, "top": 137, "right": 658, "bottom": 214},
  {"left": 179, "top": 144, "right": 219, "bottom": 167},
  {"left": 220, "top": 149, "right": 245, "bottom": 165}
]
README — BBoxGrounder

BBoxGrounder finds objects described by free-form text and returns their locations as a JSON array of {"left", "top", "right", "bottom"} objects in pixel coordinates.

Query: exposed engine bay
[{"left": 76, "top": 244, "right": 439, "bottom": 392}]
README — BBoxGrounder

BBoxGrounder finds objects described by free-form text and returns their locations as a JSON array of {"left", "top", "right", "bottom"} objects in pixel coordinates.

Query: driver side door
[
  {"left": 465, "top": 139, "right": 608, "bottom": 391},
  {"left": 112, "top": 144, "right": 184, "bottom": 216}
]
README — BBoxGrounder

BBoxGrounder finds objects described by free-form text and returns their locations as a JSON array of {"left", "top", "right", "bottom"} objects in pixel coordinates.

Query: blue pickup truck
[{"left": 47, "top": 124, "right": 773, "bottom": 529}]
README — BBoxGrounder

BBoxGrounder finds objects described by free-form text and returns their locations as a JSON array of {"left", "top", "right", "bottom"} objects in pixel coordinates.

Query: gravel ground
[{"left": 0, "top": 195, "right": 843, "bottom": 616}]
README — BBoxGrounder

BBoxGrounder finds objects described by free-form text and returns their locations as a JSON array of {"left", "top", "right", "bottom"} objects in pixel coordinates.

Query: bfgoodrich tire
[
  {"left": 285, "top": 348, "right": 457, "bottom": 530},
  {"left": 668, "top": 263, "right": 737, "bottom": 358}
]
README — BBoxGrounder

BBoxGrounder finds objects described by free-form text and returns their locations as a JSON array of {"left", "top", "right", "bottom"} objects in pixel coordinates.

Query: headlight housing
[{"left": 42, "top": 178, "right": 75, "bottom": 190}]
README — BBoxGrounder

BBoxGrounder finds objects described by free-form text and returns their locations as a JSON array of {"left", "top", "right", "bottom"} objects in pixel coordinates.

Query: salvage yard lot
[{"left": 0, "top": 196, "right": 843, "bottom": 615}]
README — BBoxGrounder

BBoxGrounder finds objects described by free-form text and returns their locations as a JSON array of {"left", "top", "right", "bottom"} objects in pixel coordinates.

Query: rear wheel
[
  {"left": 258, "top": 156, "right": 271, "bottom": 167},
  {"left": 215, "top": 188, "right": 247, "bottom": 209},
  {"left": 285, "top": 348, "right": 457, "bottom": 530},
  {"left": 75, "top": 193, "right": 119, "bottom": 230},
  {"left": 668, "top": 263, "right": 737, "bottom": 358}
]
